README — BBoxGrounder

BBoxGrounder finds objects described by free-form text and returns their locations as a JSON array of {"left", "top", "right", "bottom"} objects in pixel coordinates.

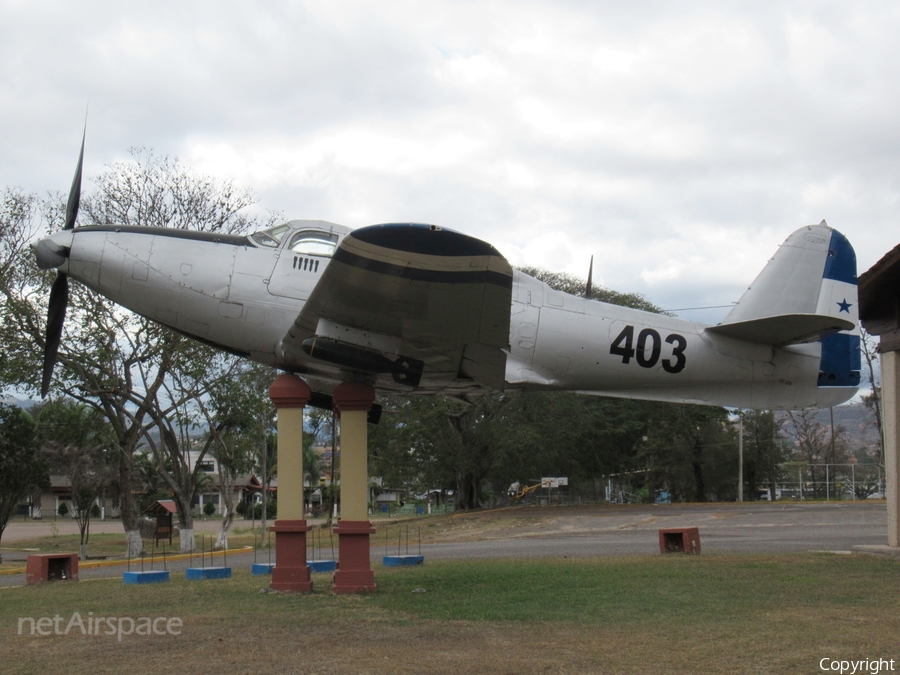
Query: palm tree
[{"left": 302, "top": 443, "right": 324, "bottom": 512}]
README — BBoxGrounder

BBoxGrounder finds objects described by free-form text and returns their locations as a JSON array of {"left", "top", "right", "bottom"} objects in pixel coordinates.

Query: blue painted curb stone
[
  {"left": 123, "top": 570, "right": 170, "bottom": 584},
  {"left": 383, "top": 555, "right": 424, "bottom": 567},
  {"left": 308, "top": 560, "right": 337, "bottom": 573},
  {"left": 251, "top": 563, "right": 275, "bottom": 575},
  {"left": 186, "top": 566, "right": 232, "bottom": 580}
]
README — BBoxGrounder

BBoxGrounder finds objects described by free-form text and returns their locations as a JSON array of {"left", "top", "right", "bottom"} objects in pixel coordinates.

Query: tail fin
[
  {"left": 706, "top": 222, "right": 857, "bottom": 346},
  {"left": 705, "top": 221, "right": 860, "bottom": 387}
]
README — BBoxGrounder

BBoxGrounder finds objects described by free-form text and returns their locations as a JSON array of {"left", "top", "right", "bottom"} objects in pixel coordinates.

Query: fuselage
[
  {"left": 42, "top": 219, "right": 856, "bottom": 409},
  {"left": 506, "top": 271, "right": 844, "bottom": 409}
]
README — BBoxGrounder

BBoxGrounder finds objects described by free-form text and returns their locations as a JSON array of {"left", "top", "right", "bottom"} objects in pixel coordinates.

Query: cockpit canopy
[{"left": 250, "top": 220, "right": 344, "bottom": 257}]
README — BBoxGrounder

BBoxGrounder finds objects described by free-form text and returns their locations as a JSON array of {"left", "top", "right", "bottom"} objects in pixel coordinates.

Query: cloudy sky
[{"left": 3, "top": 1, "right": 899, "bottom": 323}]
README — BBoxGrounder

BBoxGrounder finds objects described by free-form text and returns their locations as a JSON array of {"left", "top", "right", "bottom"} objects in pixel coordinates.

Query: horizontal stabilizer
[{"left": 704, "top": 314, "right": 854, "bottom": 346}]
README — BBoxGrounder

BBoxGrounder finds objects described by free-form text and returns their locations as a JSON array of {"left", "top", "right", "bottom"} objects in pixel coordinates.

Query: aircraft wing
[{"left": 280, "top": 223, "right": 513, "bottom": 391}]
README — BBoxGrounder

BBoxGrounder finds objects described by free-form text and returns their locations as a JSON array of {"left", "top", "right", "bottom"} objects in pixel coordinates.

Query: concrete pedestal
[
  {"left": 308, "top": 560, "right": 337, "bottom": 573},
  {"left": 270, "top": 519, "right": 313, "bottom": 593},
  {"left": 185, "top": 567, "right": 231, "bottom": 580},
  {"left": 123, "top": 570, "right": 169, "bottom": 584},
  {"left": 383, "top": 555, "right": 425, "bottom": 567},
  {"left": 333, "top": 520, "right": 376, "bottom": 593},
  {"left": 659, "top": 527, "right": 701, "bottom": 554},
  {"left": 26, "top": 553, "right": 79, "bottom": 584}
]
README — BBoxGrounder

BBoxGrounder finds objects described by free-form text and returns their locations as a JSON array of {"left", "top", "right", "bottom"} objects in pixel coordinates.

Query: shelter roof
[
  {"left": 144, "top": 499, "right": 177, "bottom": 515},
  {"left": 859, "top": 241, "right": 900, "bottom": 335}
]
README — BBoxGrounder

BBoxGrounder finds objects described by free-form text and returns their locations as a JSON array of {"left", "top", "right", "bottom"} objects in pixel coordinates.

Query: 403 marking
[{"left": 609, "top": 325, "right": 687, "bottom": 374}]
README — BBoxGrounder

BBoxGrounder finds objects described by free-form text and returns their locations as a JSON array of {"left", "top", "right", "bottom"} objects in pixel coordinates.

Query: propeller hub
[{"left": 33, "top": 231, "right": 74, "bottom": 270}]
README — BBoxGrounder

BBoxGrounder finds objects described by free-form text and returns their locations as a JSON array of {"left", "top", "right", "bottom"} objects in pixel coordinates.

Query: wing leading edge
[{"left": 280, "top": 223, "right": 513, "bottom": 392}]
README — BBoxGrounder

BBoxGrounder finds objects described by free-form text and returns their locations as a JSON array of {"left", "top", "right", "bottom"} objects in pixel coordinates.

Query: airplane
[{"left": 33, "top": 136, "right": 860, "bottom": 412}]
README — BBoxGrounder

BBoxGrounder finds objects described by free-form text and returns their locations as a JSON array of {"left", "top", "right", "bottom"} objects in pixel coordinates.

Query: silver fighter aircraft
[{"left": 34, "top": 138, "right": 860, "bottom": 410}]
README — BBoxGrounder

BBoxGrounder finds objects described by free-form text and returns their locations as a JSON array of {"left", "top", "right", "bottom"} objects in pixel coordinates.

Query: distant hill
[
  {"left": 1, "top": 396, "right": 38, "bottom": 410},
  {"left": 777, "top": 402, "right": 881, "bottom": 453}
]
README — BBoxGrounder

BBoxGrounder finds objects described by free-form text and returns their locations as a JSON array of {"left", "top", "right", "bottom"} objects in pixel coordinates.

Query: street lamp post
[{"left": 738, "top": 412, "right": 744, "bottom": 503}]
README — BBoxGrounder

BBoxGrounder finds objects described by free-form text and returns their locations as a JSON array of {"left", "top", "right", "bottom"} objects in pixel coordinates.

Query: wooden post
[{"left": 268, "top": 373, "right": 313, "bottom": 593}]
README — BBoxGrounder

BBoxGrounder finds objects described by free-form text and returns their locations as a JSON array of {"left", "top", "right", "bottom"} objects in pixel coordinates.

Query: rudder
[{"left": 712, "top": 221, "right": 859, "bottom": 387}]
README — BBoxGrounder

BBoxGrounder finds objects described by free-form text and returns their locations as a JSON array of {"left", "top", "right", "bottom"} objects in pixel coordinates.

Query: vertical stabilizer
[
  {"left": 723, "top": 222, "right": 855, "bottom": 324},
  {"left": 716, "top": 221, "right": 860, "bottom": 387}
]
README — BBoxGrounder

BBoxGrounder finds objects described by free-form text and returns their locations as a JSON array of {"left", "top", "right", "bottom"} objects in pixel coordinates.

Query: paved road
[
  {"left": 1, "top": 502, "right": 889, "bottom": 587},
  {"left": 416, "top": 502, "right": 888, "bottom": 559}
]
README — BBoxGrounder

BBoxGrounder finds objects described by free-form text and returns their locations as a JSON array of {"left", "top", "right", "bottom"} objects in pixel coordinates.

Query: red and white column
[
  {"left": 332, "top": 381, "right": 377, "bottom": 594},
  {"left": 268, "top": 373, "right": 313, "bottom": 593}
]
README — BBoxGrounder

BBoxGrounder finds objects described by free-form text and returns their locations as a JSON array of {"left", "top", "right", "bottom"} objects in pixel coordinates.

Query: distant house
[
  {"left": 31, "top": 475, "right": 118, "bottom": 520},
  {"left": 193, "top": 473, "right": 266, "bottom": 517}
]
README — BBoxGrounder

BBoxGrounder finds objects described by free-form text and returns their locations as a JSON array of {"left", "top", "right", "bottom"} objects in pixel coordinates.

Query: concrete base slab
[
  {"left": 123, "top": 570, "right": 170, "bottom": 584},
  {"left": 853, "top": 545, "right": 900, "bottom": 558},
  {"left": 383, "top": 555, "right": 424, "bottom": 567},
  {"left": 308, "top": 560, "right": 336, "bottom": 573},
  {"left": 251, "top": 563, "right": 275, "bottom": 575},
  {"left": 186, "top": 566, "right": 232, "bottom": 580}
]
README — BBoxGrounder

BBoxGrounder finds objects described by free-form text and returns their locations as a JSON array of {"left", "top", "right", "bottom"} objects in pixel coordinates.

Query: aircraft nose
[{"left": 33, "top": 230, "right": 75, "bottom": 270}]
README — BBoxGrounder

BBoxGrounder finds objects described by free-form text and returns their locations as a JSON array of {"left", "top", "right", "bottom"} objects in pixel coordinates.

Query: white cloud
[{"left": 3, "top": 0, "right": 900, "bottom": 317}]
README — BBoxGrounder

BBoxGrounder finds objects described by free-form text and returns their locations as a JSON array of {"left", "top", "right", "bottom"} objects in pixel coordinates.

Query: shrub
[{"left": 250, "top": 501, "right": 276, "bottom": 519}]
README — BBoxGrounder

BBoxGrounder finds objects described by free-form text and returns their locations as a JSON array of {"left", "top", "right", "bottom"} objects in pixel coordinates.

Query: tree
[
  {"left": 369, "top": 395, "right": 494, "bottom": 511},
  {"left": 368, "top": 268, "right": 674, "bottom": 510},
  {"left": 860, "top": 327, "right": 883, "bottom": 467},
  {"left": 0, "top": 404, "right": 48, "bottom": 562},
  {"left": 137, "top": 338, "right": 240, "bottom": 552},
  {"left": 785, "top": 409, "right": 849, "bottom": 498},
  {"left": 0, "top": 189, "right": 38, "bottom": 389},
  {"left": 300, "top": 407, "right": 330, "bottom": 512},
  {"left": 202, "top": 362, "right": 275, "bottom": 550},
  {"left": 36, "top": 399, "right": 117, "bottom": 559},
  {"left": 639, "top": 404, "right": 737, "bottom": 502},
  {"left": 740, "top": 410, "right": 789, "bottom": 500},
  {"left": 518, "top": 267, "right": 665, "bottom": 314},
  {"left": 0, "top": 149, "right": 273, "bottom": 555}
]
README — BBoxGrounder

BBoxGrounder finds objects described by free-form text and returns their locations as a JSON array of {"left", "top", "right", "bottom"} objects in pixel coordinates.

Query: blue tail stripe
[
  {"left": 818, "top": 333, "right": 861, "bottom": 387},
  {"left": 823, "top": 229, "right": 858, "bottom": 285}
]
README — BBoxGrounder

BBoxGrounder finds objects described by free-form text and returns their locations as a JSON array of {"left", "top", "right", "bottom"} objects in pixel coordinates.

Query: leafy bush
[{"left": 249, "top": 500, "right": 276, "bottom": 519}]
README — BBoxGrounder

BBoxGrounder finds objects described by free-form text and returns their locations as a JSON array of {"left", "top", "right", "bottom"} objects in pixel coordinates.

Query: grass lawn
[{"left": 3, "top": 552, "right": 899, "bottom": 674}]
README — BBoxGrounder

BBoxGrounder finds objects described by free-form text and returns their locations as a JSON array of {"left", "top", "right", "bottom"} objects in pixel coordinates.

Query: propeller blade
[
  {"left": 41, "top": 125, "right": 85, "bottom": 396},
  {"left": 584, "top": 255, "right": 594, "bottom": 299},
  {"left": 41, "top": 271, "right": 69, "bottom": 398},
  {"left": 63, "top": 127, "right": 85, "bottom": 231}
]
